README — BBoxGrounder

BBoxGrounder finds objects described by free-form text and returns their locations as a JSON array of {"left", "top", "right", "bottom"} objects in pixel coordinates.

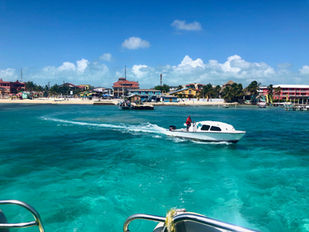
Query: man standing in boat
[{"left": 186, "top": 116, "right": 192, "bottom": 131}]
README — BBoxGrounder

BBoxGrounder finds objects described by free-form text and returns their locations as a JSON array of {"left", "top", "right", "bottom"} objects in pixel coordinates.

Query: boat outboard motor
[
  {"left": 0, "top": 210, "right": 9, "bottom": 232},
  {"left": 169, "top": 125, "right": 176, "bottom": 131}
]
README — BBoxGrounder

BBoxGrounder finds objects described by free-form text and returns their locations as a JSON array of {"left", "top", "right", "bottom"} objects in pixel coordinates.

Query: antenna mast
[
  {"left": 20, "top": 68, "right": 23, "bottom": 82},
  {"left": 160, "top": 73, "right": 162, "bottom": 86},
  {"left": 125, "top": 65, "right": 127, "bottom": 80}
]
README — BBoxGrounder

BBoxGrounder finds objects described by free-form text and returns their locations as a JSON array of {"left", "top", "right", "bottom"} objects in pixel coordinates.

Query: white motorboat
[
  {"left": 166, "top": 121, "right": 246, "bottom": 143},
  {"left": 257, "top": 102, "right": 267, "bottom": 108}
]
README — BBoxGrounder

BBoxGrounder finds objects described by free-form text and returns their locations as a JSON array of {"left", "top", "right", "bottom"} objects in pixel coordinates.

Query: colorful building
[
  {"left": 160, "top": 95, "right": 178, "bottom": 102},
  {"left": 128, "top": 89, "right": 161, "bottom": 96},
  {"left": 93, "top": 87, "right": 113, "bottom": 97},
  {"left": 259, "top": 85, "right": 309, "bottom": 104},
  {"left": 0, "top": 79, "right": 25, "bottom": 97},
  {"left": 127, "top": 89, "right": 161, "bottom": 102},
  {"left": 78, "top": 84, "right": 91, "bottom": 91},
  {"left": 113, "top": 77, "right": 139, "bottom": 97},
  {"left": 169, "top": 88, "right": 198, "bottom": 98},
  {"left": 185, "top": 83, "right": 204, "bottom": 90}
]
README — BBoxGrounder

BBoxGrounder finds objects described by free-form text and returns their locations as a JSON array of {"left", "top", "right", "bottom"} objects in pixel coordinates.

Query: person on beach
[{"left": 186, "top": 116, "right": 192, "bottom": 131}]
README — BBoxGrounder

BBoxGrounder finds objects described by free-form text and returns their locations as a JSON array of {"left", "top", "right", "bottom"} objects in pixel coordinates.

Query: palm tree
[
  {"left": 154, "top": 84, "right": 170, "bottom": 93},
  {"left": 274, "top": 86, "right": 281, "bottom": 101},
  {"left": 267, "top": 84, "right": 273, "bottom": 104},
  {"left": 245, "top": 81, "right": 260, "bottom": 104},
  {"left": 200, "top": 83, "right": 213, "bottom": 98},
  {"left": 221, "top": 83, "right": 243, "bottom": 102}
]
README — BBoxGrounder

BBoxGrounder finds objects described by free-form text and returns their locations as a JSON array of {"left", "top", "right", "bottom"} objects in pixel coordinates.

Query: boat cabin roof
[{"left": 196, "top": 121, "right": 235, "bottom": 131}]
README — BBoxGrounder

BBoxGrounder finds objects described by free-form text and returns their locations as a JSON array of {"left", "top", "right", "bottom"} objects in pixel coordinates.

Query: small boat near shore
[
  {"left": 119, "top": 101, "right": 131, "bottom": 110},
  {"left": 257, "top": 102, "right": 267, "bottom": 108},
  {"left": 131, "top": 103, "right": 154, "bottom": 110},
  {"left": 119, "top": 100, "right": 154, "bottom": 110},
  {"left": 167, "top": 121, "right": 246, "bottom": 143}
]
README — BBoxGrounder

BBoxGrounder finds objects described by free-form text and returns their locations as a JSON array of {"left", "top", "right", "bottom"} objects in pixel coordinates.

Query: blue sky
[{"left": 0, "top": 0, "right": 309, "bottom": 87}]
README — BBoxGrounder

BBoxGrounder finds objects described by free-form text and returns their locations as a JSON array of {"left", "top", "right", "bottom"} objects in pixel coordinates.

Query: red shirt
[{"left": 186, "top": 117, "right": 192, "bottom": 125}]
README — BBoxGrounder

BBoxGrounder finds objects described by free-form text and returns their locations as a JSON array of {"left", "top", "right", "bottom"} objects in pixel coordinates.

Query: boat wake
[
  {"left": 41, "top": 116, "right": 233, "bottom": 145},
  {"left": 41, "top": 116, "right": 169, "bottom": 135},
  {"left": 191, "top": 140, "right": 232, "bottom": 145}
]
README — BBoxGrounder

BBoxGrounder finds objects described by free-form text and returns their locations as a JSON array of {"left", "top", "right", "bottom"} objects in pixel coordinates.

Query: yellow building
[
  {"left": 79, "top": 84, "right": 91, "bottom": 91},
  {"left": 169, "top": 88, "right": 198, "bottom": 98}
]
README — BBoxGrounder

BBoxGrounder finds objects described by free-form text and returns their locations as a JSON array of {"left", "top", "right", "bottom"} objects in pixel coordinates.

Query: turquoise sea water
[{"left": 0, "top": 104, "right": 309, "bottom": 232}]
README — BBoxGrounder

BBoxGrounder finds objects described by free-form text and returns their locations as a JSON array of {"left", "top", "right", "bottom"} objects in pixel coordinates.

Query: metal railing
[
  {"left": 0, "top": 200, "right": 44, "bottom": 232},
  {"left": 173, "top": 213, "right": 257, "bottom": 232},
  {"left": 123, "top": 212, "right": 258, "bottom": 232},
  {"left": 123, "top": 214, "right": 165, "bottom": 232}
]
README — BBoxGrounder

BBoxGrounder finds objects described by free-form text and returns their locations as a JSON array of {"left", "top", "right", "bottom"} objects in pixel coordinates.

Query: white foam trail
[
  {"left": 171, "top": 137, "right": 187, "bottom": 143},
  {"left": 192, "top": 140, "right": 232, "bottom": 145},
  {"left": 41, "top": 116, "right": 124, "bottom": 129},
  {"left": 41, "top": 116, "right": 232, "bottom": 145},
  {"left": 41, "top": 116, "right": 169, "bottom": 135}
]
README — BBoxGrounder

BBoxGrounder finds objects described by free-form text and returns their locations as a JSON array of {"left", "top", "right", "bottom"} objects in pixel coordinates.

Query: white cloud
[
  {"left": 171, "top": 20, "right": 202, "bottom": 31},
  {"left": 1, "top": 55, "right": 309, "bottom": 88},
  {"left": 34, "top": 58, "right": 110, "bottom": 85},
  {"left": 132, "top": 65, "right": 149, "bottom": 78},
  {"left": 55, "top": 59, "right": 89, "bottom": 73},
  {"left": 0, "top": 68, "right": 17, "bottom": 80},
  {"left": 127, "top": 55, "right": 277, "bottom": 87},
  {"left": 178, "top": 55, "right": 205, "bottom": 69},
  {"left": 100, "top": 53, "right": 112, "bottom": 61},
  {"left": 76, "top": 58, "right": 89, "bottom": 73},
  {"left": 299, "top": 65, "right": 309, "bottom": 75},
  {"left": 122, "top": 37, "right": 150, "bottom": 50},
  {"left": 57, "top": 62, "right": 76, "bottom": 72}
]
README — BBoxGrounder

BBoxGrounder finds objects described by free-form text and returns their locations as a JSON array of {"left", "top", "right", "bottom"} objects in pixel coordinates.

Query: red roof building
[
  {"left": 0, "top": 79, "right": 25, "bottom": 96},
  {"left": 259, "top": 84, "right": 309, "bottom": 104},
  {"left": 113, "top": 77, "right": 139, "bottom": 97}
]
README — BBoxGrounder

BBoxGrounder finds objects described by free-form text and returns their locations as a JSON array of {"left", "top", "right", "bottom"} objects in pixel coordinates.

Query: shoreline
[{"left": 0, "top": 98, "right": 239, "bottom": 106}]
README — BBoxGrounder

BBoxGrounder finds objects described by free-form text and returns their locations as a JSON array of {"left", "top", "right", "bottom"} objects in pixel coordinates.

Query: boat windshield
[
  {"left": 210, "top": 126, "right": 221, "bottom": 131},
  {"left": 201, "top": 125, "right": 210, "bottom": 131}
]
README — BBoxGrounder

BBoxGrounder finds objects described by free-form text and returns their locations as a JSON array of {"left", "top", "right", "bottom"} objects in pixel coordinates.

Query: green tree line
[
  {"left": 154, "top": 81, "right": 264, "bottom": 103},
  {"left": 24, "top": 82, "right": 85, "bottom": 96}
]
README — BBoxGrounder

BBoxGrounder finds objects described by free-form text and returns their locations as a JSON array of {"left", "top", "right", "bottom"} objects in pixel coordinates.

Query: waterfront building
[
  {"left": 93, "top": 87, "right": 113, "bottom": 97},
  {"left": 128, "top": 89, "right": 161, "bottom": 96},
  {"left": 62, "top": 83, "right": 89, "bottom": 91},
  {"left": 222, "top": 80, "right": 236, "bottom": 88},
  {"left": 169, "top": 88, "right": 198, "bottom": 98},
  {"left": 113, "top": 77, "right": 139, "bottom": 97},
  {"left": 128, "top": 94, "right": 146, "bottom": 103},
  {"left": 0, "top": 79, "right": 25, "bottom": 97},
  {"left": 160, "top": 95, "right": 178, "bottom": 102},
  {"left": 62, "top": 83, "right": 78, "bottom": 88},
  {"left": 169, "top": 86, "right": 182, "bottom": 92},
  {"left": 259, "top": 84, "right": 309, "bottom": 104},
  {"left": 61, "top": 83, "right": 85, "bottom": 95},
  {"left": 185, "top": 83, "right": 204, "bottom": 90},
  {"left": 78, "top": 84, "right": 91, "bottom": 91},
  {"left": 127, "top": 89, "right": 161, "bottom": 102}
]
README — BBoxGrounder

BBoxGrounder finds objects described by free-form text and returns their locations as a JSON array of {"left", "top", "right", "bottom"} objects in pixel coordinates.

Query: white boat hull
[{"left": 166, "top": 130, "right": 245, "bottom": 143}]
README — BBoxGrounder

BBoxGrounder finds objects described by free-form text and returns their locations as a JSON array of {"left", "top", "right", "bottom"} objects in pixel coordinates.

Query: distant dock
[{"left": 284, "top": 104, "right": 309, "bottom": 111}]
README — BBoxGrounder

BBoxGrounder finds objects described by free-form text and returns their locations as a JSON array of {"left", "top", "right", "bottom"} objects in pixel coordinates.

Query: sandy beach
[
  {"left": 0, "top": 98, "right": 238, "bottom": 106},
  {"left": 0, "top": 98, "right": 112, "bottom": 105}
]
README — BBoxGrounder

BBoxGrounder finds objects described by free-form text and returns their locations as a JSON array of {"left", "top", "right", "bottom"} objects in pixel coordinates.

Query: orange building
[
  {"left": 113, "top": 77, "right": 139, "bottom": 97},
  {"left": 0, "top": 79, "right": 25, "bottom": 96},
  {"left": 259, "top": 84, "right": 309, "bottom": 104}
]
